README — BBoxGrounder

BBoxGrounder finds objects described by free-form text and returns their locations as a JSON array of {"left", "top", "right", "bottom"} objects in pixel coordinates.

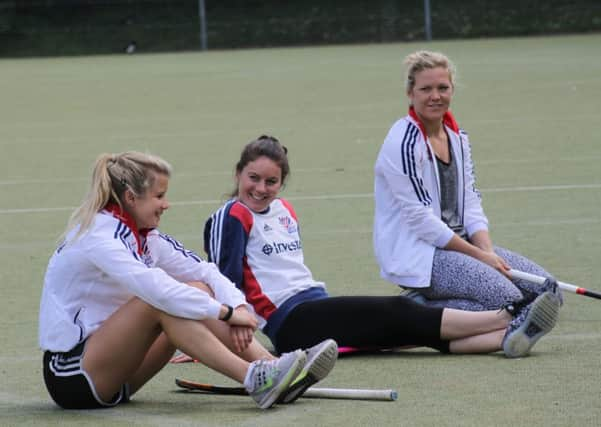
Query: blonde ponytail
[{"left": 61, "top": 151, "right": 172, "bottom": 241}]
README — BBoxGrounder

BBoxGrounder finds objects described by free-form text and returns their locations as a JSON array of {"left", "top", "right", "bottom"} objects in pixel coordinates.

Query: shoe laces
[
  {"left": 501, "top": 299, "right": 531, "bottom": 330},
  {"left": 502, "top": 283, "right": 544, "bottom": 317},
  {"left": 250, "top": 359, "right": 279, "bottom": 389},
  {"left": 501, "top": 299, "right": 526, "bottom": 316},
  {"left": 509, "top": 305, "right": 530, "bottom": 329}
]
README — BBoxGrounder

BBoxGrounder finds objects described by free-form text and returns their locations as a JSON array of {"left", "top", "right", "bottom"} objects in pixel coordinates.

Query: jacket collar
[
  {"left": 408, "top": 106, "right": 459, "bottom": 138},
  {"left": 104, "top": 203, "right": 151, "bottom": 254}
]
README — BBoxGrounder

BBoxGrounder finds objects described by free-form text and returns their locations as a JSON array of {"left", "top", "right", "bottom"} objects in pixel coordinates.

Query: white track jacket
[
  {"left": 39, "top": 208, "right": 246, "bottom": 352},
  {"left": 373, "top": 108, "right": 488, "bottom": 288}
]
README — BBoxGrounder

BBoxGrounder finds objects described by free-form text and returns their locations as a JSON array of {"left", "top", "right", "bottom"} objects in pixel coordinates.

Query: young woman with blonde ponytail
[{"left": 39, "top": 151, "right": 336, "bottom": 410}]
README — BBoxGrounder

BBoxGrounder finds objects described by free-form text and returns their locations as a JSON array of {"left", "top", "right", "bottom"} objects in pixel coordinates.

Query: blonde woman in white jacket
[
  {"left": 38, "top": 151, "right": 338, "bottom": 410},
  {"left": 374, "top": 51, "right": 559, "bottom": 311}
]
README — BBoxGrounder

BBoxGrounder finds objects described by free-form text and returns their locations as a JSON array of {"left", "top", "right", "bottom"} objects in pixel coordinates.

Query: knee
[
  {"left": 486, "top": 284, "right": 522, "bottom": 309},
  {"left": 125, "top": 296, "right": 166, "bottom": 322},
  {"left": 187, "top": 281, "right": 214, "bottom": 298}
]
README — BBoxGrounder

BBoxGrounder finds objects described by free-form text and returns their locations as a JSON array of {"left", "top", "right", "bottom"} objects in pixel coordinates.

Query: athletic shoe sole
[
  {"left": 503, "top": 291, "right": 560, "bottom": 358},
  {"left": 257, "top": 350, "right": 307, "bottom": 409},
  {"left": 279, "top": 339, "right": 338, "bottom": 404}
]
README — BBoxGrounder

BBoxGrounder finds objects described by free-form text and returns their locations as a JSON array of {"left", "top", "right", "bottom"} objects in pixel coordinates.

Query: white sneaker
[
  {"left": 246, "top": 350, "right": 306, "bottom": 409},
  {"left": 278, "top": 339, "right": 338, "bottom": 404}
]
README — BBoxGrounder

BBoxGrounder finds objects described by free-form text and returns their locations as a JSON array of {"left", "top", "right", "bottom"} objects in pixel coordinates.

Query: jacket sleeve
[
  {"left": 148, "top": 231, "right": 247, "bottom": 308},
  {"left": 377, "top": 123, "right": 454, "bottom": 247},
  {"left": 83, "top": 228, "right": 222, "bottom": 320},
  {"left": 204, "top": 205, "right": 249, "bottom": 290},
  {"left": 459, "top": 131, "right": 489, "bottom": 236}
]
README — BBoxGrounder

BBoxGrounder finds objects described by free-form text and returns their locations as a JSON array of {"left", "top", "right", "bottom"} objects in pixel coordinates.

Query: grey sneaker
[
  {"left": 543, "top": 277, "right": 564, "bottom": 305},
  {"left": 519, "top": 277, "right": 564, "bottom": 306},
  {"left": 278, "top": 339, "right": 338, "bottom": 404},
  {"left": 247, "top": 350, "right": 306, "bottom": 409},
  {"left": 502, "top": 288, "right": 560, "bottom": 358}
]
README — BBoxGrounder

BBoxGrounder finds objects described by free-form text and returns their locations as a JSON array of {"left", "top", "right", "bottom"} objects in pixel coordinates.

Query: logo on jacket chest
[
  {"left": 278, "top": 216, "right": 297, "bottom": 234},
  {"left": 141, "top": 253, "right": 154, "bottom": 267},
  {"left": 261, "top": 239, "right": 302, "bottom": 256},
  {"left": 140, "top": 243, "right": 154, "bottom": 267}
]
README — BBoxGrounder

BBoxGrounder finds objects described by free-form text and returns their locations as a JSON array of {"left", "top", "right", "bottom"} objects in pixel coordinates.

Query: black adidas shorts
[{"left": 43, "top": 340, "right": 130, "bottom": 409}]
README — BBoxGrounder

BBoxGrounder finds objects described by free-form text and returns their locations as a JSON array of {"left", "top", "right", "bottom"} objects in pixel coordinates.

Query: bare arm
[
  {"left": 444, "top": 234, "right": 510, "bottom": 277},
  {"left": 469, "top": 229, "right": 494, "bottom": 253}
]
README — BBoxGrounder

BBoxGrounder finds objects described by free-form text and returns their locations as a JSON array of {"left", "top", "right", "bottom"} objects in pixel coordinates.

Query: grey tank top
[{"left": 436, "top": 139, "right": 468, "bottom": 240}]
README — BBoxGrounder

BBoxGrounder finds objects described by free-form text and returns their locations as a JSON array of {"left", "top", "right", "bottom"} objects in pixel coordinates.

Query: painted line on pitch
[
  {"left": 1, "top": 183, "right": 600, "bottom": 215},
  {"left": 483, "top": 183, "right": 601, "bottom": 193},
  {"left": 3, "top": 217, "right": 599, "bottom": 251},
  {"left": 0, "top": 167, "right": 356, "bottom": 185}
]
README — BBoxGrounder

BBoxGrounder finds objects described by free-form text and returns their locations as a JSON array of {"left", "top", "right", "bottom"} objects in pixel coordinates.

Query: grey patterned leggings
[{"left": 416, "top": 246, "right": 552, "bottom": 311}]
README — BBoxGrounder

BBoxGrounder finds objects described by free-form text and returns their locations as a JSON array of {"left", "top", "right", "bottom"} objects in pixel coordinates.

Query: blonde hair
[
  {"left": 63, "top": 151, "right": 172, "bottom": 240},
  {"left": 403, "top": 50, "right": 456, "bottom": 93}
]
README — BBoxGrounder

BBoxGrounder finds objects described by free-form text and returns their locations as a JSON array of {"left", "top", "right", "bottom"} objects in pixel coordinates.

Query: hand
[
  {"left": 478, "top": 251, "right": 511, "bottom": 278},
  {"left": 229, "top": 326, "right": 254, "bottom": 353},
  {"left": 226, "top": 307, "right": 257, "bottom": 353},
  {"left": 227, "top": 306, "right": 258, "bottom": 330}
]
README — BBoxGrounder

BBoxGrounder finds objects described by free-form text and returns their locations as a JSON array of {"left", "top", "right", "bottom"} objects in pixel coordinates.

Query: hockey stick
[
  {"left": 175, "top": 378, "right": 398, "bottom": 401},
  {"left": 509, "top": 269, "right": 601, "bottom": 300}
]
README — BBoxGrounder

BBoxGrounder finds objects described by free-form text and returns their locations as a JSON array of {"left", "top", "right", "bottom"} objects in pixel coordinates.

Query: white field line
[
  {"left": 482, "top": 183, "right": 601, "bottom": 193},
  {"left": 1, "top": 183, "right": 601, "bottom": 215},
  {"left": 1, "top": 218, "right": 599, "bottom": 252},
  {"left": 0, "top": 170, "right": 280, "bottom": 186},
  {"left": 0, "top": 166, "right": 354, "bottom": 186}
]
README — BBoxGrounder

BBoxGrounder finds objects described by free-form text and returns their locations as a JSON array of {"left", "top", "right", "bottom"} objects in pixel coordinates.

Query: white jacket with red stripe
[
  {"left": 39, "top": 209, "right": 246, "bottom": 352},
  {"left": 373, "top": 110, "right": 489, "bottom": 288}
]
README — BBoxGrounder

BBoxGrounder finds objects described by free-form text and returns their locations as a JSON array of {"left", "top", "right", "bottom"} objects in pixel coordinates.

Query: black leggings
[{"left": 275, "top": 295, "right": 450, "bottom": 354}]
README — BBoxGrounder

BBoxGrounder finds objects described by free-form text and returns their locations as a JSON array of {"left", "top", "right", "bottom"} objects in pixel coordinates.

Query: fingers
[
  {"left": 480, "top": 252, "right": 511, "bottom": 278},
  {"left": 231, "top": 328, "right": 243, "bottom": 353},
  {"left": 494, "top": 256, "right": 511, "bottom": 278},
  {"left": 230, "top": 326, "right": 254, "bottom": 353},
  {"left": 495, "top": 254, "right": 510, "bottom": 269}
]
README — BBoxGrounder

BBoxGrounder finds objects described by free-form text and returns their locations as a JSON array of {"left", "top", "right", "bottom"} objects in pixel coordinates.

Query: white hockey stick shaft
[
  {"left": 175, "top": 378, "right": 398, "bottom": 401},
  {"left": 509, "top": 269, "right": 601, "bottom": 300},
  {"left": 304, "top": 387, "right": 398, "bottom": 401},
  {"left": 509, "top": 269, "right": 572, "bottom": 290}
]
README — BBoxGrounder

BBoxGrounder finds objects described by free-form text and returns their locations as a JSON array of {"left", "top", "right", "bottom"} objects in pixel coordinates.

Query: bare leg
[
  {"left": 188, "top": 280, "right": 215, "bottom": 296},
  {"left": 449, "top": 329, "right": 505, "bottom": 353},
  {"left": 128, "top": 332, "right": 176, "bottom": 394},
  {"left": 186, "top": 281, "right": 273, "bottom": 360},
  {"left": 440, "top": 308, "right": 511, "bottom": 340},
  {"left": 83, "top": 297, "right": 252, "bottom": 402},
  {"left": 158, "top": 313, "right": 250, "bottom": 380},
  {"left": 203, "top": 318, "right": 275, "bottom": 361}
]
